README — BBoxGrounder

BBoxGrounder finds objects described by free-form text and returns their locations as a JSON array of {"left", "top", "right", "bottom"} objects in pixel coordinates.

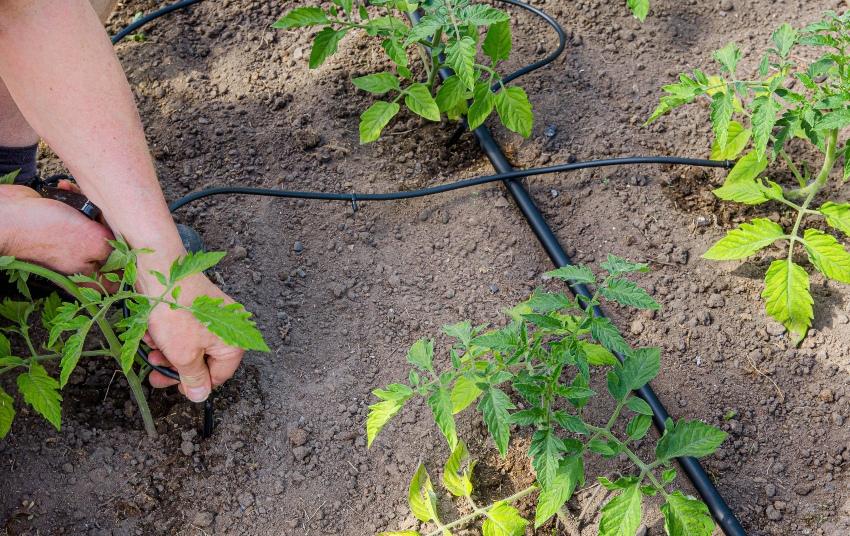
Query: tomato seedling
[
  {"left": 0, "top": 240, "right": 268, "bottom": 439},
  {"left": 649, "top": 12, "right": 850, "bottom": 342},
  {"left": 368, "top": 257, "right": 726, "bottom": 536}
]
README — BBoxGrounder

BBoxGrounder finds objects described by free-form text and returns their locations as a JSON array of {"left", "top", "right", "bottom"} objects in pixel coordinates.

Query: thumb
[{"left": 174, "top": 350, "right": 212, "bottom": 402}]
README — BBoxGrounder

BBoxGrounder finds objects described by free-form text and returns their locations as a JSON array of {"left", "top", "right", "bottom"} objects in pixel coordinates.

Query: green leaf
[
  {"left": 0, "top": 333, "right": 9, "bottom": 358},
  {"left": 495, "top": 86, "right": 533, "bottom": 138},
  {"left": 169, "top": 251, "right": 225, "bottom": 283},
  {"left": 820, "top": 202, "right": 850, "bottom": 236},
  {"left": 526, "top": 289, "right": 574, "bottom": 314},
  {"left": 580, "top": 342, "right": 618, "bottom": 366},
  {"left": 407, "top": 338, "right": 434, "bottom": 371},
  {"left": 483, "top": 20, "right": 512, "bottom": 63},
  {"left": 367, "top": 383, "right": 414, "bottom": 447},
  {"left": 771, "top": 23, "right": 797, "bottom": 58},
  {"left": 751, "top": 96, "right": 778, "bottom": 159},
  {"left": 815, "top": 109, "right": 850, "bottom": 130},
  {"left": 382, "top": 38, "right": 408, "bottom": 68},
  {"left": 435, "top": 76, "right": 467, "bottom": 113},
  {"left": 713, "top": 177, "right": 783, "bottom": 205},
  {"left": 459, "top": 5, "right": 509, "bottom": 25},
  {"left": 17, "top": 363, "right": 61, "bottom": 431},
  {"left": 762, "top": 259, "right": 813, "bottom": 341},
  {"left": 468, "top": 83, "right": 495, "bottom": 130},
  {"left": 352, "top": 72, "right": 400, "bottom": 95},
  {"left": 656, "top": 419, "right": 728, "bottom": 461},
  {"left": 404, "top": 15, "right": 442, "bottom": 46},
  {"left": 59, "top": 322, "right": 92, "bottom": 388},
  {"left": 710, "top": 91, "right": 734, "bottom": 151},
  {"left": 713, "top": 42, "right": 741, "bottom": 74},
  {"left": 0, "top": 169, "right": 19, "bottom": 185},
  {"left": 711, "top": 121, "right": 751, "bottom": 160},
  {"left": 189, "top": 295, "right": 269, "bottom": 351},
  {"left": 626, "top": 414, "right": 652, "bottom": 440},
  {"left": 446, "top": 36, "right": 477, "bottom": 90},
  {"left": 404, "top": 83, "right": 441, "bottom": 121},
  {"left": 451, "top": 375, "right": 482, "bottom": 413},
  {"left": 619, "top": 347, "right": 660, "bottom": 391},
  {"left": 626, "top": 0, "right": 649, "bottom": 21},
  {"left": 803, "top": 229, "right": 850, "bottom": 283},
  {"left": 625, "top": 396, "right": 654, "bottom": 416},
  {"left": 661, "top": 491, "right": 715, "bottom": 536},
  {"left": 443, "top": 440, "right": 474, "bottom": 497},
  {"left": 482, "top": 502, "right": 528, "bottom": 536},
  {"left": 118, "top": 318, "right": 148, "bottom": 375},
  {"left": 553, "top": 411, "right": 589, "bottom": 435},
  {"left": 365, "top": 16, "right": 408, "bottom": 36},
  {"left": 408, "top": 463, "right": 438, "bottom": 523},
  {"left": 477, "top": 386, "right": 515, "bottom": 456},
  {"left": 589, "top": 317, "right": 631, "bottom": 356},
  {"left": 359, "top": 101, "right": 400, "bottom": 143},
  {"left": 601, "top": 254, "right": 649, "bottom": 275},
  {"left": 545, "top": 264, "right": 595, "bottom": 284},
  {"left": 272, "top": 7, "right": 329, "bottom": 28},
  {"left": 530, "top": 428, "right": 564, "bottom": 489},
  {"left": 0, "top": 299, "right": 34, "bottom": 327},
  {"left": 534, "top": 455, "right": 584, "bottom": 528},
  {"left": 600, "top": 278, "right": 659, "bottom": 310},
  {"left": 309, "top": 28, "right": 347, "bottom": 68},
  {"left": 587, "top": 438, "right": 616, "bottom": 456},
  {"left": 0, "top": 387, "right": 14, "bottom": 438},
  {"left": 598, "top": 482, "right": 642, "bottom": 536},
  {"left": 703, "top": 218, "right": 785, "bottom": 260},
  {"left": 427, "top": 386, "right": 458, "bottom": 448}
]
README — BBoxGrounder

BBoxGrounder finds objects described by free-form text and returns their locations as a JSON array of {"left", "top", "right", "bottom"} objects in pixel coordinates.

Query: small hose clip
[{"left": 350, "top": 194, "right": 359, "bottom": 213}]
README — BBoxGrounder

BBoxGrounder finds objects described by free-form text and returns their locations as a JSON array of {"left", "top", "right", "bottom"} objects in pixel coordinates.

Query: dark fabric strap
[{"left": 0, "top": 143, "right": 38, "bottom": 186}]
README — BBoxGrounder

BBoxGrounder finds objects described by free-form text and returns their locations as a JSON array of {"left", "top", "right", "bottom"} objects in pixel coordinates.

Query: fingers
[
  {"left": 208, "top": 347, "right": 244, "bottom": 387},
  {"left": 146, "top": 350, "right": 179, "bottom": 388},
  {"left": 173, "top": 349, "right": 212, "bottom": 403}
]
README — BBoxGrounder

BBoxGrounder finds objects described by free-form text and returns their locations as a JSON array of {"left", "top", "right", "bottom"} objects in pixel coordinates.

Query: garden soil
[{"left": 3, "top": 0, "right": 850, "bottom": 535}]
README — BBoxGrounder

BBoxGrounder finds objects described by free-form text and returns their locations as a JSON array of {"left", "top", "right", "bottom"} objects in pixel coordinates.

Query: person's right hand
[{"left": 0, "top": 184, "right": 113, "bottom": 274}]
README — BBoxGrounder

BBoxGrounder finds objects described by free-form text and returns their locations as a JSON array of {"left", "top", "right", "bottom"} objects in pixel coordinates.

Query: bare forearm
[{"left": 0, "top": 0, "right": 183, "bottom": 287}]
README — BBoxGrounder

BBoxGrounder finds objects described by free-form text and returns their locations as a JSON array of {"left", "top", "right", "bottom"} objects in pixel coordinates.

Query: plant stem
[
  {"left": 780, "top": 150, "right": 806, "bottom": 188},
  {"left": 125, "top": 368, "right": 156, "bottom": 436},
  {"left": 423, "top": 485, "right": 538, "bottom": 536}
]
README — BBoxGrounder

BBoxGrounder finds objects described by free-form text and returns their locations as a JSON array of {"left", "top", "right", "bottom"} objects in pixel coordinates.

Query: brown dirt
[{"left": 3, "top": 0, "right": 850, "bottom": 535}]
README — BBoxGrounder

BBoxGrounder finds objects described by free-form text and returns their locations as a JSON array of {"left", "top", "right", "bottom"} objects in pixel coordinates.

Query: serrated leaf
[
  {"left": 625, "top": 396, "right": 654, "bottom": 416},
  {"left": 404, "top": 15, "right": 443, "bottom": 46},
  {"left": 530, "top": 428, "right": 564, "bottom": 489},
  {"left": 588, "top": 438, "right": 616, "bottom": 456},
  {"left": 468, "top": 83, "right": 495, "bottom": 130},
  {"left": 408, "top": 463, "right": 438, "bottom": 523},
  {"left": 751, "top": 96, "right": 778, "bottom": 159},
  {"left": 59, "top": 322, "right": 92, "bottom": 388},
  {"left": 534, "top": 455, "right": 584, "bottom": 528},
  {"left": 405, "top": 83, "right": 441, "bottom": 121},
  {"left": 381, "top": 38, "right": 408, "bottom": 68},
  {"left": 443, "top": 440, "right": 474, "bottom": 497},
  {"left": 815, "top": 108, "right": 850, "bottom": 131},
  {"left": 762, "top": 259, "right": 813, "bottom": 341},
  {"left": 713, "top": 42, "right": 741, "bottom": 74},
  {"left": 580, "top": 342, "right": 618, "bottom": 366},
  {"left": 451, "top": 375, "right": 482, "bottom": 413},
  {"left": 367, "top": 383, "right": 413, "bottom": 447},
  {"left": 459, "top": 5, "right": 509, "bottom": 25},
  {"left": 553, "top": 411, "right": 589, "bottom": 434},
  {"left": 189, "top": 296, "right": 269, "bottom": 351},
  {"left": 446, "top": 36, "right": 476, "bottom": 90},
  {"left": 626, "top": 0, "right": 649, "bottom": 21},
  {"left": 0, "top": 169, "right": 19, "bottom": 185},
  {"left": 309, "top": 28, "right": 347, "bottom": 69},
  {"left": 710, "top": 90, "right": 734, "bottom": 151},
  {"left": 169, "top": 251, "right": 225, "bottom": 284},
  {"left": 545, "top": 264, "right": 595, "bottom": 284},
  {"left": 590, "top": 317, "right": 631, "bottom": 356},
  {"left": 435, "top": 76, "right": 467, "bottom": 113},
  {"left": 353, "top": 72, "right": 400, "bottom": 95},
  {"left": 803, "top": 228, "right": 850, "bottom": 283},
  {"left": 601, "top": 254, "right": 649, "bottom": 275},
  {"left": 428, "top": 386, "right": 458, "bottom": 448},
  {"left": 359, "top": 101, "right": 400, "bottom": 143},
  {"left": 820, "top": 202, "right": 850, "bottom": 236},
  {"left": 599, "top": 483, "right": 642, "bottom": 536},
  {"left": 407, "top": 338, "right": 434, "bottom": 371},
  {"left": 118, "top": 317, "right": 148, "bottom": 375},
  {"left": 482, "top": 502, "right": 528, "bottom": 536},
  {"left": 655, "top": 419, "right": 728, "bottom": 460},
  {"left": 483, "top": 20, "right": 512, "bottom": 63},
  {"left": 0, "top": 387, "right": 14, "bottom": 438},
  {"left": 771, "top": 23, "right": 797, "bottom": 58},
  {"left": 713, "top": 177, "right": 783, "bottom": 205},
  {"left": 619, "top": 347, "right": 660, "bottom": 391},
  {"left": 661, "top": 491, "right": 715, "bottom": 536},
  {"left": 703, "top": 218, "right": 785, "bottom": 260},
  {"left": 711, "top": 121, "right": 751, "bottom": 160},
  {"left": 17, "top": 363, "right": 61, "bottom": 431},
  {"left": 724, "top": 150, "right": 769, "bottom": 183},
  {"left": 626, "top": 414, "right": 652, "bottom": 440},
  {"left": 478, "top": 386, "right": 515, "bottom": 456},
  {"left": 272, "top": 7, "right": 329, "bottom": 28},
  {"left": 600, "top": 278, "right": 659, "bottom": 310},
  {"left": 0, "top": 333, "right": 9, "bottom": 358},
  {"left": 495, "top": 87, "right": 533, "bottom": 138}
]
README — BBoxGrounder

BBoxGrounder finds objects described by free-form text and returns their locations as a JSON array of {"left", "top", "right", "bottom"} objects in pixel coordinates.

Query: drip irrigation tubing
[{"left": 112, "top": 1, "right": 746, "bottom": 534}]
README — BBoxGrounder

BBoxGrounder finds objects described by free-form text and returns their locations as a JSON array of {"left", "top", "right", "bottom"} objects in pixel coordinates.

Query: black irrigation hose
[
  {"left": 168, "top": 156, "right": 731, "bottom": 211},
  {"left": 114, "top": 1, "right": 746, "bottom": 533},
  {"left": 110, "top": 0, "right": 204, "bottom": 44}
]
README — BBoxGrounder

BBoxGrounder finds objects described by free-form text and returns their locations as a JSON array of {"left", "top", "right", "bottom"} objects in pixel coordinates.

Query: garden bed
[{"left": 2, "top": 0, "right": 850, "bottom": 534}]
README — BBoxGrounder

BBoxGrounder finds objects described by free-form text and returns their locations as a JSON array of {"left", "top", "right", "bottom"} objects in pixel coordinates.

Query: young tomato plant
[
  {"left": 0, "top": 241, "right": 268, "bottom": 439},
  {"left": 649, "top": 12, "right": 850, "bottom": 342},
  {"left": 274, "top": 0, "right": 649, "bottom": 144},
  {"left": 368, "top": 257, "right": 726, "bottom": 536}
]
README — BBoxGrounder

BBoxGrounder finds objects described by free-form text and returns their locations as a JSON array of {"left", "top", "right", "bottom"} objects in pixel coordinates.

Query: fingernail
[{"left": 187, "top": 386, "right": 210, "bottom": 402}]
